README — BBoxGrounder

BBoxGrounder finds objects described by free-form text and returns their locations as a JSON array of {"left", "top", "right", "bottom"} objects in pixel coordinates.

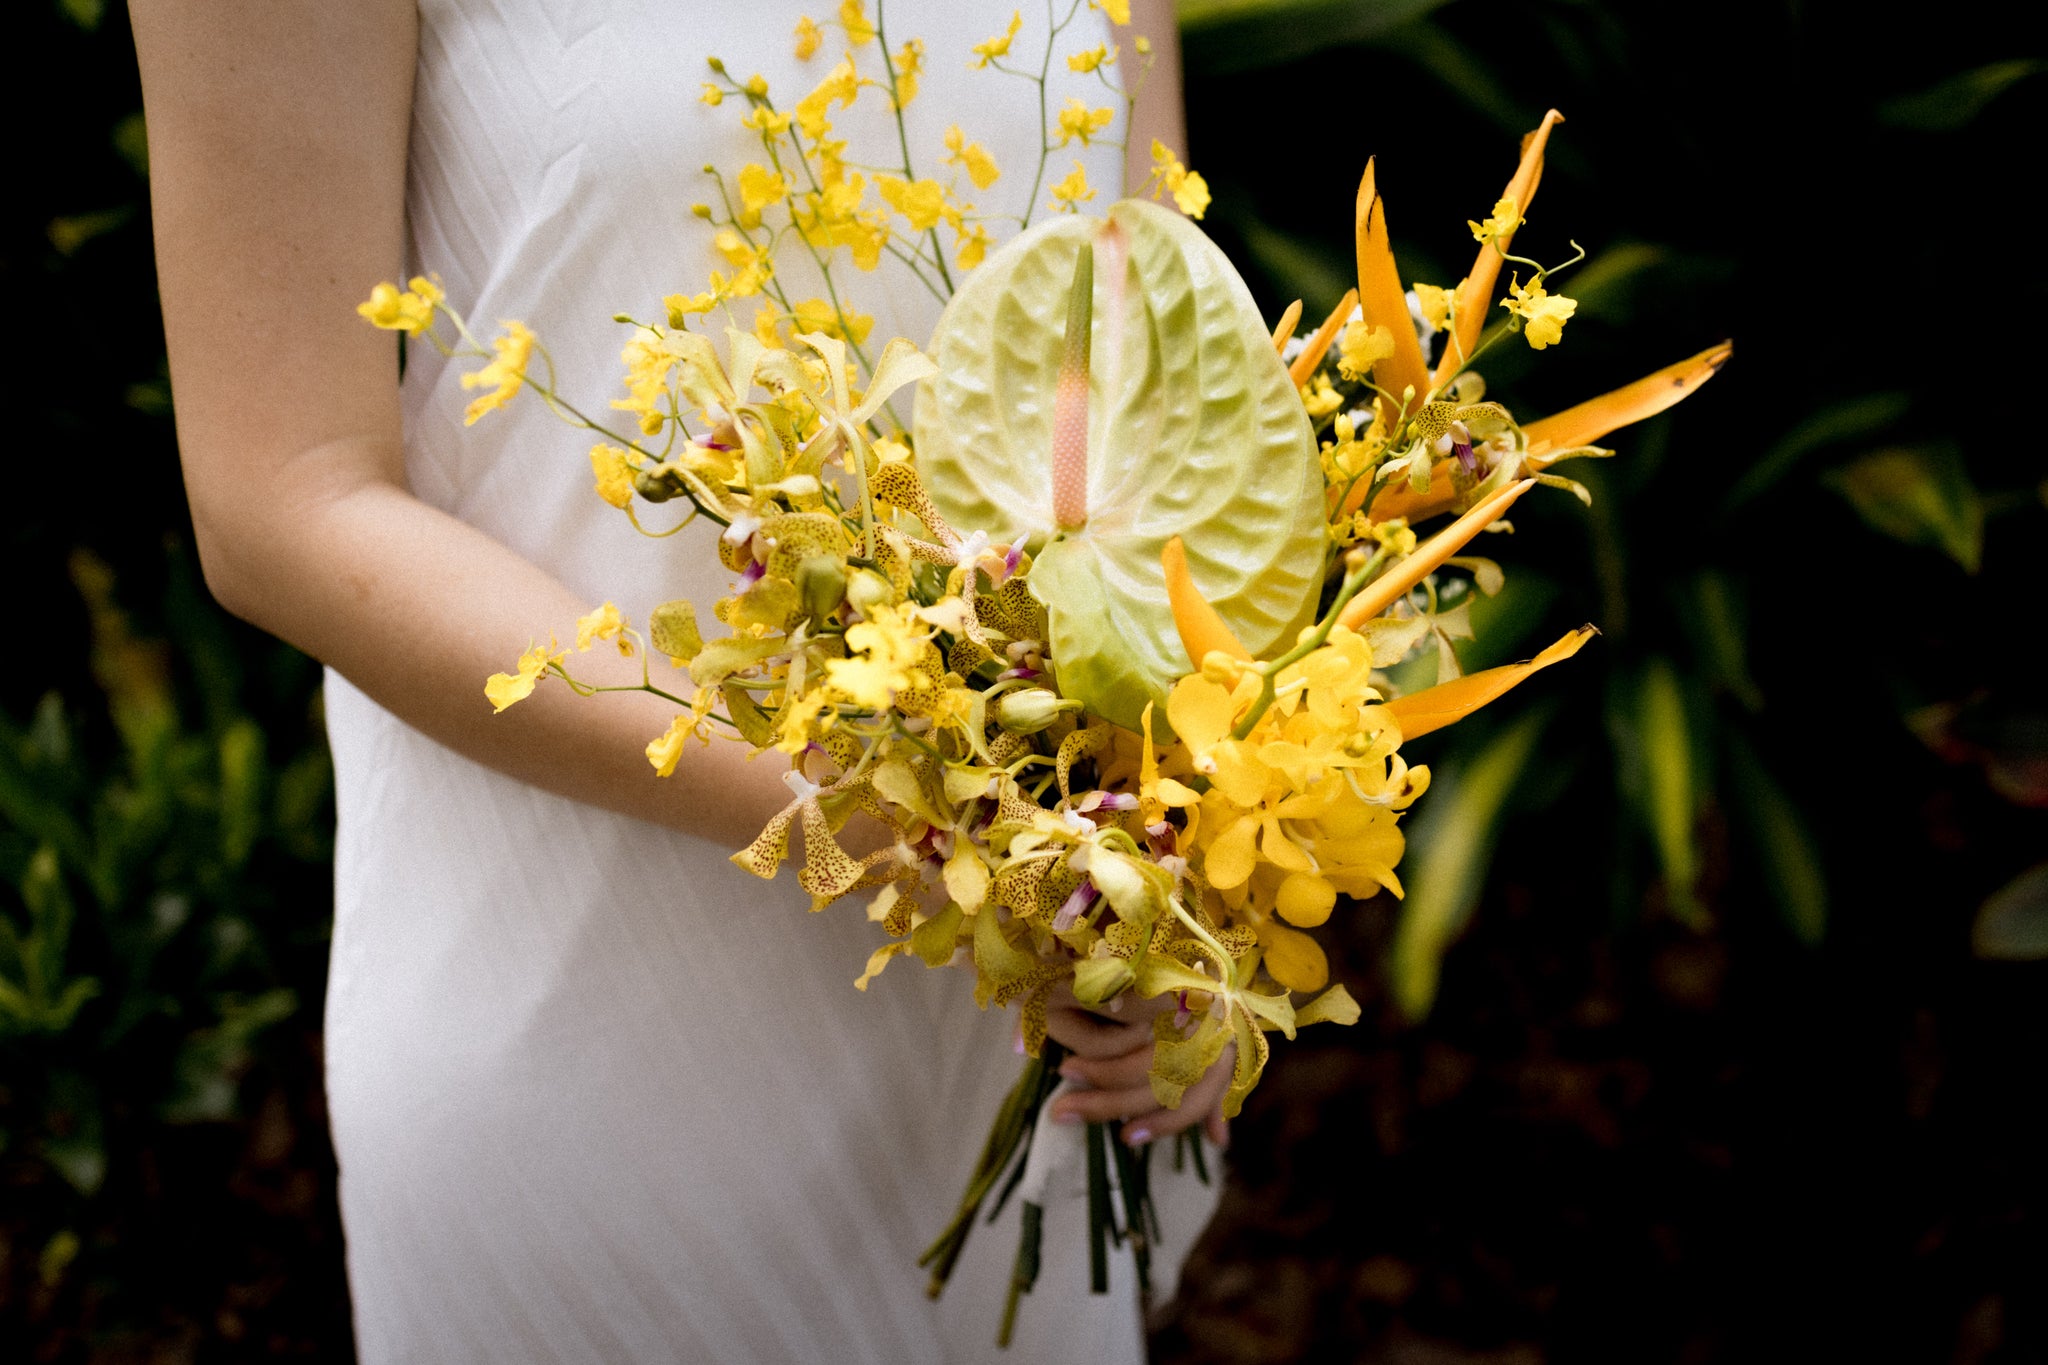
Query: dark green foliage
[{"left": 2, "top": 3, "right": 349, "bottom": 1358}]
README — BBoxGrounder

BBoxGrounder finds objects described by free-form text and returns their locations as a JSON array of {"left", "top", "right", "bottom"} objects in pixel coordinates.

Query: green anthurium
[{"left": 914, "top": 198, "right": 1324, "bottom": 732}]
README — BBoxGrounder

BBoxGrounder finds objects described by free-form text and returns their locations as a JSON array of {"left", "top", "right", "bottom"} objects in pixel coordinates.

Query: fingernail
[
  {"left": 1052, "top": 1107, "right": 1081, "bottom": 1125},
  {"left": 1058, "top": 1061, "right": 1083, "bottom": 1080},
  {"left": 1125, "top": 1126, "right": 1151, "bottom": 1146}
]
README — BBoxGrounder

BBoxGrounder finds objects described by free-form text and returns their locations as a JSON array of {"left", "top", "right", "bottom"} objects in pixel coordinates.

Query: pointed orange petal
[
  {"left": 1334, "top": 455, "right": 1460, "bottom": 522},
  {"left": 1433, "top": 109, "right": 1564, "bottom": 389},
  {"left": 1354, "top": 160, "right": 1430, "bottom": 421},
  {"left": 1163, "top": 536, "right": 1252, "bottom": 666},
  {"left": 1523, "top": 341, "right": 1733, "bottom": 465},
  {"left": 1337, "top": 479, "right": 1533, "bottom": 630},
  {"left": 1287, "top": 288, "right": 1356, "bottom": 390},
  {"left": 1382, "top": 624, "right": 1596, "bottom": 740},
  {"left": 1271, "top": 299, "right": 1303, "bottom": 354}
]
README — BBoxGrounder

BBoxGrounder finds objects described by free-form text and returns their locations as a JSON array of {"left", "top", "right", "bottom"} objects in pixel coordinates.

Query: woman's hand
[{"left": 1041, "top": 980, "right": 1231, "bottom": 1150}]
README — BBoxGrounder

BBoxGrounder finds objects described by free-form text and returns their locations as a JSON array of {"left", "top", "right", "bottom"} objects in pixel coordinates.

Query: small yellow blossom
[
  {"left": 664, "top": 291, "right": 717, "bottom": 326},
  {"left": 1503, "top": 275, "right": 1577, "bottom": 349},
  {"left": 1049, "top": 161, "right": 1096, "bottom": 212},
  {"left": 590, "top": 445, "right": 636, "bottom": 509},
  {"left": 825, "top": 601, "right": 929, "bottom": 709},
  {"left": 839, "top": 0, "right": 876, "bottom": 45},
  {"left": 791, "top": 297, "right": 875, "bottom": 345},
  {"left": 1093, "top": 0, "right": 1131, "bottom": 23},
  {"left": 1056, "top": 97, "right": 1115, "bottom": 146},
  {"left": 1468, "top": 195, "right": 1522, "bottom": 246},
  {"left": 879, "top": 175, "right": 949, "bottom": 232},
  {"left": 1371, "top": 518, "right": 1418, "bottom": 556},
  {"left": 1337, "top": 320, "right": 1395, "bottom": 380},
  {"left": 794, "top": 14, "right": 822, "bottom": 59},
  {"left": 575, "top": 601, "right": 630, "bottom": 654},
  {"left": 700, "top": 83, "right": 724, "bottom": 106},
  {"left": 1067, "top": 44, "right": 1113, "bottom": 73},
  {"left": 955, "top": 221, "right": 991, "bottom": 270},
  {"left": 1145, "top": 141, "right": 1209, "bottom": 219},
  {"left": 741, "top": 105, "right": 793, "bottom": 136},
  {"left": 1412, "top": 281, "right": 1458, "bottom": 332},
  {"left": 944, "top": 126, "right": 1000, "bottom": 190},
  {"left": 356, "top": 280, "right": 437, "bottom": 335},
  {"left": 646, "top": 692, "right": 719, "bottom": 776},
  {"left": 484, "top": 638, "right": 564, "bottom": 713},
  {"left": 1135, "top": 34, "right": 1152, "bottom": 54},
  {"left": 737, "top": 163, "right": 791, "bottom": 220},
  {"left": 743, "top": 73, "right": 769, "bottom": 98},
  {"left": 612, "top": 328, "right": 679, "bottom": 431},
  {"left": 795, "top": 56, "right": 858, "bottom": 138},
  {"left": 1302, "top": 373, "right": 1343, "bottom": 418},
  {"left": 970, "top": 11, "right": 1022, "bottom": 68},
  {"left": 892, "top": 38, "right": 924, "bottom": 108},
  {"left": 460, "top": 320, "right": 536, "bottom": 425}
]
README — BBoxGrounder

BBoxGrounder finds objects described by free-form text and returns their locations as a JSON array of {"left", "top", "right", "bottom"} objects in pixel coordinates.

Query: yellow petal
[
  {"left": 1434, "top": 109, "right": 1564, "bottom": 389},
  {"left": 1524, "top": 341, "right": 1734, "bottom": 465},
  {"left": 1382, "top": 624, "right": 1596, "bottom": 740},
  {"left": 1275, "top": 872, "right": 1337, "bottom": 927},
  {"left": 1204, "top": 813, "right": 1259, "bottom": 890},
  {"left": 1270, "top": 298, "right": 1303, "bottom": 354},
  {"left": 1287, "top": 288, "right": 1357, "bottom": 390},
  {"left": 1338, "top": 479, "right": 1533, "bottom": 629},
  {"left": 1353, "top": 160, "right": 1430, "bottom": 421},
  {"left": 1162, "top": 536, "right": 1253, "bottom": 666},
  {"left": 1260, "top": 920, "right": 1329, "bottom": 993}
]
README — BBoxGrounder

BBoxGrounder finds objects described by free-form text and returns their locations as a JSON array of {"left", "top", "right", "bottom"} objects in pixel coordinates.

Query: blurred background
[{"left": 4, "top": 0, "right": 2042, "bottom": 1359}]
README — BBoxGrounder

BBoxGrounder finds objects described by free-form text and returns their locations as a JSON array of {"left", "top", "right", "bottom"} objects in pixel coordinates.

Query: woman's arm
[
  {"left": 1121, "top": 0, "right": 1189, "bottom": 193},
  {"left": 130, "top": 0, "right": 791, "bottom": 849}
]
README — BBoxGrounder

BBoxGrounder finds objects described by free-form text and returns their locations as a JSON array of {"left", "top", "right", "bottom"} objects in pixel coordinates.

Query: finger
[
  {"left": 1042, "top": 1007, "right": 1151, "bottom": 1060},
  {"left": 1204, "top": 1107, "right": 1230, "bottom": 1150},
  {"left": 1051, "top": 1083, "right": 1158, "bottom": 1125},
  {"left": 1058, "top": 1046, "right": 1154, "bottom": 1092},
  {"left": 1124, "top": 1043, "right": 1236, "bottom": 1147}
]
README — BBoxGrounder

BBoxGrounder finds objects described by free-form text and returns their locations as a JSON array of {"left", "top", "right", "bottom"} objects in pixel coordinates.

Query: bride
[{"left": 130, "top": 1, "right": 1232, "bottom": 1359}]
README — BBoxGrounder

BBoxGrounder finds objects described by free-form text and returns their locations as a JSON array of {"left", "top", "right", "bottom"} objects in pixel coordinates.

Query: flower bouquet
[{"left": 358, "top": 0, "right": 1727, "bottom": 1344}]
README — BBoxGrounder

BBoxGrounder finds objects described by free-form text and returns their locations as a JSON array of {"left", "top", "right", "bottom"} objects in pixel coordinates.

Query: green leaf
[
  {"left": 1177, "top": 0, "right": 1456, "bottom": 74},
  {"left": 916, "top": 199, "right": 1325, "bottom": 731},
  {"left": 217, "top": 720, "right": 265, "bottom": 869},
  {"left": 1727, "top": 733, "right": 1827, "bottom": 946},
  {"left": 1827, "top": 446, "right": 1982, "bottom": 573},
  {"left": 1722, "top": 393, "right": 1910, "bottom": 511},
  {"left": 1972, "top": 862, "right": 2048, "bottom": 961},
  {"left": 161, "top": 988, "right": 298, "bottom": 1124},
  {"left": 1390, "top": 708, "right": 1547, "bottom": 1019},
  {"left": 1637, "top": 658, "right": 1705, "bottom": 928},
  {"left": 1877, "top": 60, "right": 2044, "bottom": 132}
]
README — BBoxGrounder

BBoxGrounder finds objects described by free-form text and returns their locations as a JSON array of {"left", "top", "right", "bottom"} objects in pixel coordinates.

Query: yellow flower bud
[{"left": 996, "top": 688, "right": 1069, "bottom": 735}]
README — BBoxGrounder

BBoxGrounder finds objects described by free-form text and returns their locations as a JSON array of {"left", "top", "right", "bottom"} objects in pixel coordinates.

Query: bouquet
[{"left": 358, "top": 0, "right": 1727, "bottom": 1343}]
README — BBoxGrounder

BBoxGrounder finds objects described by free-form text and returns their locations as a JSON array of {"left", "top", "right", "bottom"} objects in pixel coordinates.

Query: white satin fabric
[{"left": 322, "top": 3, "right": 1219, "bottom": 1360}]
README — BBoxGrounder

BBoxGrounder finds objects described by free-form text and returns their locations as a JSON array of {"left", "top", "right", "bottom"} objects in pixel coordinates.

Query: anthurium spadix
[{"left": 914, "top": 198, "right": 1326, "bottom": 733}]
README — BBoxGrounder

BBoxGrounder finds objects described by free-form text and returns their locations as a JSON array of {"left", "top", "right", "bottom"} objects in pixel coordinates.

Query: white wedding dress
[{"left": 321, "top": 2, "right": 1220, "bottom": 1360}]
